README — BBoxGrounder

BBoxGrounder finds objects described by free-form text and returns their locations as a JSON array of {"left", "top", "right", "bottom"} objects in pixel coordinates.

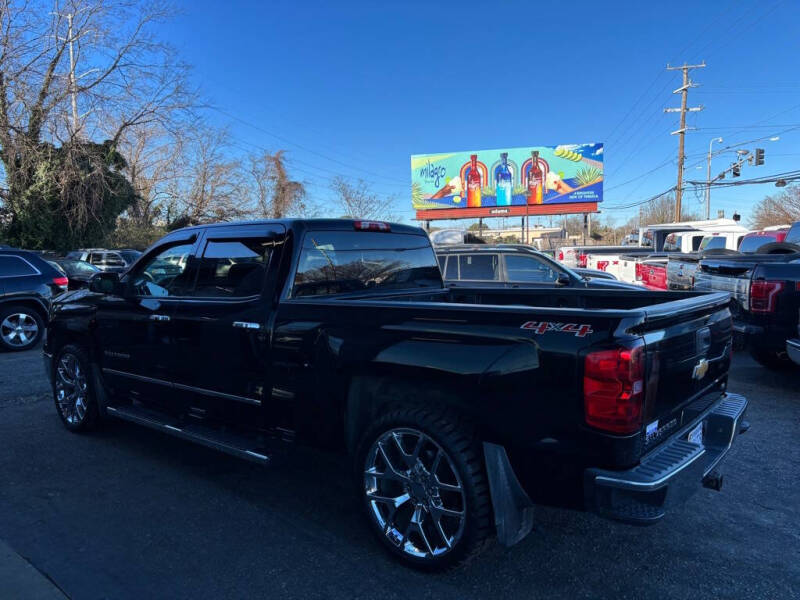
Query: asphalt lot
[{"left": 0, "top": 347, "right": 798, "bottom": 600}]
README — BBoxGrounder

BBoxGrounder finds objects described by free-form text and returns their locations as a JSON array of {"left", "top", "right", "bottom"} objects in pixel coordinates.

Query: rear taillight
[
  {"left": 558, "top": 251, "right": 564, "bottom": 261},
  {"left": 583, "top": 342, "right": 645, "bottom": 434},
  {"left": 578, "top": 253, "right": 587, "bottom": 268},
  {"left": 52, "top": 276, "right": 69, "bottom": 290},
  {"left": 635, "top": 263, "right": 643, "bottom": 281},
  {"left": 353, "top": 220, "right": 390, "bottom": 232},
  {"left": 596, "top": 261, "right": 609, "bottom": 271},
  {"left": 749, "top": 280, "right": 783, "bottom": 313}
]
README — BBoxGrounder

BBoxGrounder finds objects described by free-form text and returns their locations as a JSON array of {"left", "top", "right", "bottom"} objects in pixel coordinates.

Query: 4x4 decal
[{"left": 521, "top": 321, "right": 594, "bottom": 338}]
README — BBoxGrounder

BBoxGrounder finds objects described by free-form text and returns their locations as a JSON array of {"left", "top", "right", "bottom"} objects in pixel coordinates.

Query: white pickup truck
[{"left": 666, "top": 231, "right": 750, "bottom": 290}]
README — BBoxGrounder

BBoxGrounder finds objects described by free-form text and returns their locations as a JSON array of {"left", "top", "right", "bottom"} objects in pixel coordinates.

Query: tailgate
[
  {"left": 636, "top": 293, "right": 732, "bottom": 450},
  {"left": 666, "top": 256, "right": 699, "bottom": 290},
  {"left": 694, "top": 261, "right": 751, "bottom": 310}
]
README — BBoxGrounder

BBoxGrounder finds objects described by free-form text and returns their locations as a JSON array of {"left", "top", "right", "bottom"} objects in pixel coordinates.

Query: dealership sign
[{"left": 411, "top": 143, "right": 603, "bottom": 220}]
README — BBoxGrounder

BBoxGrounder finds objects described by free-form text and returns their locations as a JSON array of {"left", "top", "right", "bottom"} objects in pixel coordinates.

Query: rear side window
[
  {"left": 0, "top": 255, "right": 38, "bottom": 277},
  {"left": 293, "top": 231, "right": 441, "bottom": 297},
  {"left": 437, "top": 255, "right": 446, "bottom": 271},
  {"left": 691, "top": 235, "right": 704, "bottom": 251},
  {"left": 458, "top": 254, "right": 499, "bottom": 281},
  {"left": 192, "top": 239, "right": 273, "bottom": 298},
  {"left": 444, "top": 256, "right": 458, "bottom": 280},
  {"left": 505, "top": 254, "right": 559, "bottom": 282},
  {"left": 786, "top": 223, "right": 800, "bottom": 245},
  {"left": 739, "top": 235, "right": 777, "bottom": 253}
]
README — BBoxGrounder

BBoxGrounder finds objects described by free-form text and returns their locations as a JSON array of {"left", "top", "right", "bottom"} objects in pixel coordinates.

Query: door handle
[
  {"left": 232, "top": 321, "right": 261, "bottom": 330},
  {"left": 149, "top": 314, "right": 171, "bottom": 322}
]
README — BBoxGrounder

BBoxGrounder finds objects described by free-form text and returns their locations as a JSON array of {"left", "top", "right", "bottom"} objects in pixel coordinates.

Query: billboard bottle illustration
[
  {"left": 496, "top": 152, "right": 512, "bottom": 206},
  {"left": 527, "top": 151, "right": 544, "bottom": 205},
  {"left": 467, "top": 154, "right": 482, "bottom": 207}
]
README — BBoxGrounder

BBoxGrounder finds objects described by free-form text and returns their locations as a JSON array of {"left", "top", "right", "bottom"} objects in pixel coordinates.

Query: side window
[
  {"left": 192, "top": 238, "right": 272, "bottom": 298},
  {"left": 0, "top": 255, "right": 39, "bottom": 277},
  {"left": 88, "top": 253, "right": 100, "bottom": 265},
  {"left": 458, "top": 254, "right": 499, "bottom": 281},
  {"left": 129, "top": 243, "right": 196, "bottom": 297},
  {"left": 505, "top": 254, "right": 559, "bottom": 282},
  {"left": 437, "top": 255, "right": 446, "bottom": 272},
  {"left": 691, "top": 236, "right": 704, "bottom": 251},
  {"left": 444, "top": 256, "right": 458, "bottom": 280}
]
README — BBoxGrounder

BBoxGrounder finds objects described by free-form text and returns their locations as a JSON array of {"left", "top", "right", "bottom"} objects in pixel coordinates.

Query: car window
[
  {"left": 786, "top": 223, "right": 800, "bottom": 245},
  {"left": 700, "top": 236, "right": 726, "bottom": 251},
  {"left": 444, "top": 256, "right": 458, "bottom": 280},
  {"left": 505, "top": 254, "right": 559, "bottom": 282},
  {"left": 691, "top": 235, "right": 704, "bottom": 251},
  {"left": 293, "top": 231, "right": 441, "bottom": 297},
  {"left": 119, "top": 251, "right": 141, "bottom": 264},
  {"left": 738, "top": 235, "right": 777, "bottom": 253},
  {"left": 192, "top": 239, "right": 273, "bottom": 298},
  {"left": 102, "top": 252, "right": 125, "bottom": 267},
  {"left": 458, "top": 254, "right": 499, "bottom": 281},
  {"left": 0, "top": 255, "right": 39, "bottom": 277},
  {"left": 662, "top": 234, "right": 679, "bottom": 252},
  {"left": 437, "top": 255, "right": 446, "bottom": 271},
  {"left": 130, "top": 244, "right": 196, "bottom": 297}
]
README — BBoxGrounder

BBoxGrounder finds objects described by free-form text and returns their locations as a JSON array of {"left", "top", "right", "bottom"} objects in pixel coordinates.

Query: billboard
[{"left": 411, "top": 143, "right": 603, "bottom": 219}]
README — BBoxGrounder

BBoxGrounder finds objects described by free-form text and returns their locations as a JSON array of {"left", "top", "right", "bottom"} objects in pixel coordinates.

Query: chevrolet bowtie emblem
[{"left": 692, "top": 358, "right": 709, "bottom": 380}]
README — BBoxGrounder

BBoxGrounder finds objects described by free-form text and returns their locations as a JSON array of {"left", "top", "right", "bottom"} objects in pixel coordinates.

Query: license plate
[{"left": 688, "top": 422, "right": 703, "bottom": 445}]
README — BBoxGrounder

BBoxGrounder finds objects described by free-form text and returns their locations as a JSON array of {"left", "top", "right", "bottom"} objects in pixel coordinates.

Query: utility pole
[
  {"left": 665, "top": 62, "right": 705, "bottom": 221},
  {"left": 66, "top": 13, "right": 80, "bottom": 136},
  {"left": 705, "top": 136, "right": 723, "bottom": 219}
]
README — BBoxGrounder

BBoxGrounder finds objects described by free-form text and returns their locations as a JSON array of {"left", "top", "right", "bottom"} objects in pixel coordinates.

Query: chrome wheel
[
  {"left": 1, "top": 312, "right": 39, "bottom": 348},
  {"left": 364, "top": 428, "right": 466, "bottom": 559},
  {"left": 55, "top": 352, "right": 88, "bottom": 425}
]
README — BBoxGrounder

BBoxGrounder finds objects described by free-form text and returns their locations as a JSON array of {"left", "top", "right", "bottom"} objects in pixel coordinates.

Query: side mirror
[
  {"left": 89, "top": 271, "right": 121, "bottom": 295},
  {"left": 556, "top": 272, "right": 571, "bottom": 286}
]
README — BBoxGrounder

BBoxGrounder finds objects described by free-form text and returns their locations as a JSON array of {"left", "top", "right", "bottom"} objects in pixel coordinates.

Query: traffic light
[
  {"left": 755, "top": 148, "right": 765, "bottom": 166},
  {"left": 732, "top": 163, "right": 740, "bottom": 177}
]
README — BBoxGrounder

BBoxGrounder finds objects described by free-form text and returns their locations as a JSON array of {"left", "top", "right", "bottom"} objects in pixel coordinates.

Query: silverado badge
[{"left": 692, "top": 358, "right": 709, "bottom": 380}]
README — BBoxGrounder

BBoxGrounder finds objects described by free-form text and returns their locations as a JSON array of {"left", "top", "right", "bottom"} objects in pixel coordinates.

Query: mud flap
[
  {"left": 91, "top": 363, "right": 109, "bottom": 418},
  {"left": 483, "top": 442, "right": 534, "bottom": 546}
]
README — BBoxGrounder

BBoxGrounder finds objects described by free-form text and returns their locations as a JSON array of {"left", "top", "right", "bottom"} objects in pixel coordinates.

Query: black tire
[
  {"left": 755, "top": 242, "right": 800, "bottom": 255},
  {"left": 0, "top": 304, "right": 44, "bottom": 351},
  {"left": 748, "top": 345, "right": 795, "bottom": 370},
  {"left": 355, "top": 405, "right": 492, "bottom": 570},
  {"left": 53, "top": 344, "right": 100, "bottom": 432}
]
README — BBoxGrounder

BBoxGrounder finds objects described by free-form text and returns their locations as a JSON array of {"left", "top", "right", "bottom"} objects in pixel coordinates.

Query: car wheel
[
  {"left": 0, "top": 304, "right": 44, "bottom": 351},
  {"left": 53, "top": 344, "right": 99, "bottom": 432},
  {"left": 355, "top": 406, "right": 492, "bottom": 570},
  {"left": 749, "top": 346, "right": 796, "bottom": 370}
]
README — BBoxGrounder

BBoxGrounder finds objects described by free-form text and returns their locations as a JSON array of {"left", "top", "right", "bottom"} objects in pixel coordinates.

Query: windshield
[
  {"left": 293, "top": 231, "right": 442, "bottom": 297},
  {"left": 119, "top": 251, "right": 141, "bottom": 263}
]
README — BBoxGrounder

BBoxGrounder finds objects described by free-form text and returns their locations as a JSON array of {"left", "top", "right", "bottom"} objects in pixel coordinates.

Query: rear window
[
  {"left": 662, "top": 234, "right": 679, "bottom": 252},
  {"left": 786, "top": 223, "right": 800, "bottom": 245},
  {"left": 292, "top": 231, "right": 441, "bottom": 297},
  {"left": 0, "top": 255, "right": 39, "bottom": 277},
  {"left": 700, "top": 236, "right": 727, "bottom": 251},
  {"left": 738, "top": 234, "right": 777, "bottom": 253}
]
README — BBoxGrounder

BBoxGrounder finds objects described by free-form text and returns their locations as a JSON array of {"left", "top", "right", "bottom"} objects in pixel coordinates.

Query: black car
[
  {"left": 45, "top": 257, "right": 101, "bottom": 290},
  {"left": 44, "top": 219, "right": 748, "bottom": 569},
  {"left": 435, "top": 244, "right": 642, "bottom": 290},
  {"left": 0, "top": 249, "right": 67, "bottom": 351}
]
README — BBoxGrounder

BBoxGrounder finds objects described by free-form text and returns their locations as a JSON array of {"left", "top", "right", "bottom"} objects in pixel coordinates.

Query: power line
[{"left": 208, "top": 105, "right": 409, "bottom": 184}]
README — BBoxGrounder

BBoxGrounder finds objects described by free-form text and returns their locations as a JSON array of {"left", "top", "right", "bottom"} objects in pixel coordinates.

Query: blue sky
[{"left": 161, "top": 0, "right": 800, "bottom": 227}]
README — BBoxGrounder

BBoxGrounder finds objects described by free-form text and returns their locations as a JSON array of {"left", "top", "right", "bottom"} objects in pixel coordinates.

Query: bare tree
[
  {"left": 750, "top": 186, "right": 800, "bottom": 229},
  {"left": 247, "top": 149, "right": 306, "bottom": 218},
  {"left": 0, "top": 0, "right": 194, "bottom": 238},
  {"left": 165, "top": 126, "right": 247, "bottom": 226},
  {"left": 330, "top": 176, "right": 398, "bottom": 221},
  {"left": 638, "top": 193, "right": 699, "bottom": 225}
]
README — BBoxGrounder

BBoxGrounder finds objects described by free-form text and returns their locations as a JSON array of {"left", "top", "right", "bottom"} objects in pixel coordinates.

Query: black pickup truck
[
  {"left": 43, "top": 219, "right": 749, "bottom": 569},
  {"left": 695, "top": 251, "right": 800, "bottom": 369}
]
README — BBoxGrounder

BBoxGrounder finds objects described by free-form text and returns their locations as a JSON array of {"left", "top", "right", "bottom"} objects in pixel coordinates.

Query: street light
[{"left": 706, "top": 137, "right": 723, "bottom": 219}]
